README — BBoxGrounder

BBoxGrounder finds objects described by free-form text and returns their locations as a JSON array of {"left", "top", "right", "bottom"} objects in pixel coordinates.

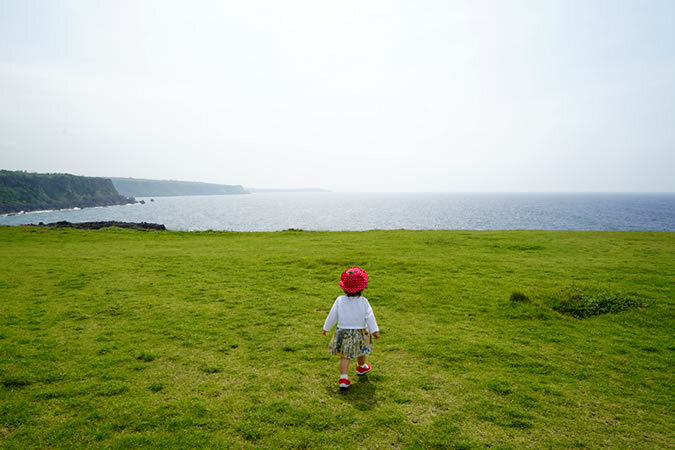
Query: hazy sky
[{"left": 1, "top": 1, "right": 673, "bottom": 192}]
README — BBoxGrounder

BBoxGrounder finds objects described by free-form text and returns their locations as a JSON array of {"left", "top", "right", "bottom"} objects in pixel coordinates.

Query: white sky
[{"left": 1, "top": 0, "right": 674, "bottom": 192}]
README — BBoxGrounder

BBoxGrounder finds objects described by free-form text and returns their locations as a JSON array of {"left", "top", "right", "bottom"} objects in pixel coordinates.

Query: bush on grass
[
  {"left": 553, "top": 287, "right": 642, "bottom": 318},
  {"left": 136, "top": 352, "right": 156, "bottom": 362},
  {"left": 2, "top": 375, "right": 32, "bottom": 388},
  {"left": 510, "top": 291, "right": 530, "bottom": 303}
]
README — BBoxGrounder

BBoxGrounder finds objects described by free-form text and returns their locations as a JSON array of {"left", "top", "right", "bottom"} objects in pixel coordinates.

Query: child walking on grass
[{"left": 322, "top": 267, "right": 380, "bottom": 390}]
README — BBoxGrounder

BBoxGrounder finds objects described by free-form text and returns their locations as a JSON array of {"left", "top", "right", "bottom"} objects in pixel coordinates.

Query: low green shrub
[
  {"left": 553, "top": 287, "right": 642, "bottom": 318},
  {"left": 136, "top": 352, "right": 156, "bottom": 362},
  {"left": 509, "top": 291, "right": 530, "bottom": 302},
  {"left": 2, "top": 376, "right": 32, "bottom": 388},
  {"left": 148, "top": 383, "right": 164, "bottom": 392}
]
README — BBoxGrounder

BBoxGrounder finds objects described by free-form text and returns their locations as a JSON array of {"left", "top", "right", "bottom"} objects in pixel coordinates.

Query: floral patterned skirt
[{"left": 328, "top": 328, "right": 373, "bottom": 359}]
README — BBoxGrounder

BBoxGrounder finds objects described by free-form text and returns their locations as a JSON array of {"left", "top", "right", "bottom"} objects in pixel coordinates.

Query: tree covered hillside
[{"left": 0, "top": 170, "right": 135, "bottom": 214}]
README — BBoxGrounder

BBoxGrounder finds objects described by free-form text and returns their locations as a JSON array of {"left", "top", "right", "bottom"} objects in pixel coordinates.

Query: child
[{"left": 322, "top": 267, "right": 380, "bottom": 389}]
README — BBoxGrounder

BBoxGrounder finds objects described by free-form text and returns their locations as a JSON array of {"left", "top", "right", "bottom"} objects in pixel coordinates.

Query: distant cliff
[
  {"left": 0, "top": 170, "right": 136, "bottom": 214},
  {"left": 110, "top": 177, "right": 248, "bottom": 197},
  {"left": 245, "top": 187, "right": 330, "bottom": 193}
]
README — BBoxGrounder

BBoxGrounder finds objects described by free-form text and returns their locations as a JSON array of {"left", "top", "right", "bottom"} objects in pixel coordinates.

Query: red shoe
[
  {"left": 339, "top": 378, "right": 351, "bottom": 389},
  {"left": 356, "top": 364, "right": 371, "bottom": 376}
]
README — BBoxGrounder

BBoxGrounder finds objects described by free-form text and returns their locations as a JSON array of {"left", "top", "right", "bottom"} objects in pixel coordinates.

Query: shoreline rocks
[
  {"left": 0, "top": 197, "right": 137, "bottom": 215},
  {"left": 27, "top": 221, "right": 166, "bottom": 231}
]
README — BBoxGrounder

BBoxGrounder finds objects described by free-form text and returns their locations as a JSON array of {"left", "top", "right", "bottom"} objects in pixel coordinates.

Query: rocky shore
[{"left": 27, "top": 221, "right": 166, "bottom": 231}]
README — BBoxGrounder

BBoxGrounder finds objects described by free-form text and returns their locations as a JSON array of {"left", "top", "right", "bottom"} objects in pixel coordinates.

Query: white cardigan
[{"left": 323, "top": 295, "right": 379, "bottom": 333}]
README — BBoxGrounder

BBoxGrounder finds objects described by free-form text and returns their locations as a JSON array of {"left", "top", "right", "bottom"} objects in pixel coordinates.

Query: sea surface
[{"left": 1, "top": 193, "right": 673, "bottom": 232}]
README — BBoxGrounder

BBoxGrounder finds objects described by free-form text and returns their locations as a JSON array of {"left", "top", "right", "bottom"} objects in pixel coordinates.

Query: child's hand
[
  {"left": 372, "top": 331, "right": 380, "bottom": 339},
  {"left": 322, "top": 330, "right": 327, "bottom": 336}
]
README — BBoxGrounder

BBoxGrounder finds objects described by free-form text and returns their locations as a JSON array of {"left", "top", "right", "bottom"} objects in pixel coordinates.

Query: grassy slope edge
[{"left": 0, "top": 227, "right": 673, "bottom": 448}]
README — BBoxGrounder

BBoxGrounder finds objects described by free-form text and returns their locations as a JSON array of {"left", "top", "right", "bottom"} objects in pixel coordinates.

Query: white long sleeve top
[{"left": 323, "top": 295, "right": 379, "bottom": 333}]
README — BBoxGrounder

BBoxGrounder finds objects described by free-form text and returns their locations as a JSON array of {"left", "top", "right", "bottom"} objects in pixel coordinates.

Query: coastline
[
  {"left": 1, "top": 192, "right": 673, "bottom": 232},
  {"left": 0, "top": 197, "right": 137, "bottom": 216}
]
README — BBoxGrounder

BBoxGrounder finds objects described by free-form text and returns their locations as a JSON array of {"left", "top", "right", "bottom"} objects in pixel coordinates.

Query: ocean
[{"left": 1, "top": 192, "right": 673, "bottom": 232}]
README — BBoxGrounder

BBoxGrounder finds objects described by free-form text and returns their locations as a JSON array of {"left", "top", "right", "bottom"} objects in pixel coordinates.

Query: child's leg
[
  {"left": 357, "top": 355, "right": 366, "bottom": 366},
  {"left": 339, "top": 358, "right": 350, "bottom": 375}
]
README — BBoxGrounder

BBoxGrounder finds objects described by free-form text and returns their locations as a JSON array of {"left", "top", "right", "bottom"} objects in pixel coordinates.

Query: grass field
[{"left": 0, "top": 226, "right": 673, "bottom": 448}]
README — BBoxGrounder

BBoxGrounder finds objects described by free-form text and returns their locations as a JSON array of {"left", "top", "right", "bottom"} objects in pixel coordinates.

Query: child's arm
[
  {"left": 364, "top": 300, "right": 379, "bottom": 338},
  {"left": 322, "top": 299, "right": 339, "bottom": 335}
]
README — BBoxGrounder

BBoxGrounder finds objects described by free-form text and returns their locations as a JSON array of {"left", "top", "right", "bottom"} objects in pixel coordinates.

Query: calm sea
[{"left": 1, "top": 193, "right": 673, "bottom": 232}]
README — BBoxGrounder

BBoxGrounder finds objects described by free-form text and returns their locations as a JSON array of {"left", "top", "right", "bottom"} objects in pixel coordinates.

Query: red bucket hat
[{"left": 339, "top": 267, "right": 369, "bottom": 294}]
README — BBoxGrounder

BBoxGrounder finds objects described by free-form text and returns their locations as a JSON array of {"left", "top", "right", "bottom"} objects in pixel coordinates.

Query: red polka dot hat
[{"left": 339, "top": 267, "right": 369, "bottom": 294}]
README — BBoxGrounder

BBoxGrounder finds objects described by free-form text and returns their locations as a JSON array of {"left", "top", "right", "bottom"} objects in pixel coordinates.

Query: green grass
[{"left": 0, "top": 226, "right": 673, "bottom": 448}]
